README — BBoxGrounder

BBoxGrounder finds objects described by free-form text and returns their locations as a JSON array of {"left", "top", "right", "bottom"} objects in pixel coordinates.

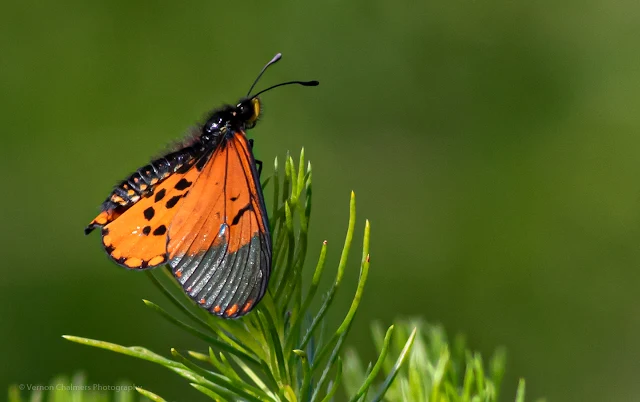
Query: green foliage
[
  {"left": 9, "top": 149, "right": 533, "bottom": 401},
  {"left": 343, "top": 320, "right": 534, "bottom": 402},
  {"left": 61, "top": 149, "right": 416, "bottom": 401},
  {"left": 7, "top": 372, "right": 152, "bottom": 402}
]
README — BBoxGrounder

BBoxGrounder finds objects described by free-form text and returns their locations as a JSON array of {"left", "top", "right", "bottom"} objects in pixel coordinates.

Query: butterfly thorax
[{"left": 201, "top": 97, "right": 261, "bottom": 145}]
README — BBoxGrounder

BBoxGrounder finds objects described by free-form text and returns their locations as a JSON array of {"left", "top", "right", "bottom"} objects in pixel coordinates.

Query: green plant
[
  {"left": 343, "top": 320, "right": 533, "bottom": 402},
  {"left": 12, "top": 148, "right": 533, "bottom": 401},
  {"left": 62, "top": 149, "right": 416, "bottom": 401}
]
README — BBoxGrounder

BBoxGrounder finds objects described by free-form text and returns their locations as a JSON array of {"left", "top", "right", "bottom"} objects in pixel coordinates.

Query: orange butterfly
[{"left": 86, "top": 53, "right": 318, "bottom": 318}]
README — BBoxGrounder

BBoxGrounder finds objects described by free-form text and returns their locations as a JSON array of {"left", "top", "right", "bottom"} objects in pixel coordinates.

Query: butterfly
[{"left": 85, "top": 53, "right": 318, "bottom": 318}]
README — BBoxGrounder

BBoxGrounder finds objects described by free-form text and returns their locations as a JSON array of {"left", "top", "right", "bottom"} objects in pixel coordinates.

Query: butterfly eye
[{"left": 237, "top": 104, "right": 250, "bottom": 118}]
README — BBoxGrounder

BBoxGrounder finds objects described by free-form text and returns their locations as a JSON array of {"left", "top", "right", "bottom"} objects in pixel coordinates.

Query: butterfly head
[
  {"left": 236, "top": 97, "right": 261, "bottom": 129},
  {"left": 201, "top": 53, "right": 317, "bottom": 142}
]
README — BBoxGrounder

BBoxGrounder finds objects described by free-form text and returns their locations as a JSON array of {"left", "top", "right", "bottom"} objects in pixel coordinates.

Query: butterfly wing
[
  {"left": 167, "top": 131, "right": 271, "bottom": 318},
  {"left": 86, "top": 147, "right": 208, "bottom": 269}
]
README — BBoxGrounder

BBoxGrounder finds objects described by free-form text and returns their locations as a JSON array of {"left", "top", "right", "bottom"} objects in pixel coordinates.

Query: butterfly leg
[{"left": 248, "top": 139, "right": 263, "bottom": 177}]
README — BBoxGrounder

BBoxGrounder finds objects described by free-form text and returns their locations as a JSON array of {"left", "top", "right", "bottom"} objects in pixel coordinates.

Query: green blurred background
[{"left": 2, "top": 0, "right": 639, "bottom": 400}]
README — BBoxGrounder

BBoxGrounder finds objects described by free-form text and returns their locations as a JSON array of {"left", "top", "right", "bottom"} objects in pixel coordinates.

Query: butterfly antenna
[
  {"left": 246, "top": 53, "right": 283, "bottom": 97},
  {"left": 252, "top": 80, "right": 319, "bottom": 98}
]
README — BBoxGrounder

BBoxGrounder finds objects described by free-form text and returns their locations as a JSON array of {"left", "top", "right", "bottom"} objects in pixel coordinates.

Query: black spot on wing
[
  {"left": 231, "top": 203, "right": 252, "bottom": 226},
  {"left": 153, "top": 225, "right": 167, "bottom": 236},
  {"left": 155, "top": 188, "right": 166, "bottom": 202},
  {"left": 144, "top": 207, "right": 155, "bottom": 220},
  {"left": 142, "top": 226, "right": 151, "bottom": 235},
  {"left": 166, "top": 195, "right": 181, "bottom": 209},
  {"left": 175, "top": 178, "right": 193, "bottom": 190}
]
